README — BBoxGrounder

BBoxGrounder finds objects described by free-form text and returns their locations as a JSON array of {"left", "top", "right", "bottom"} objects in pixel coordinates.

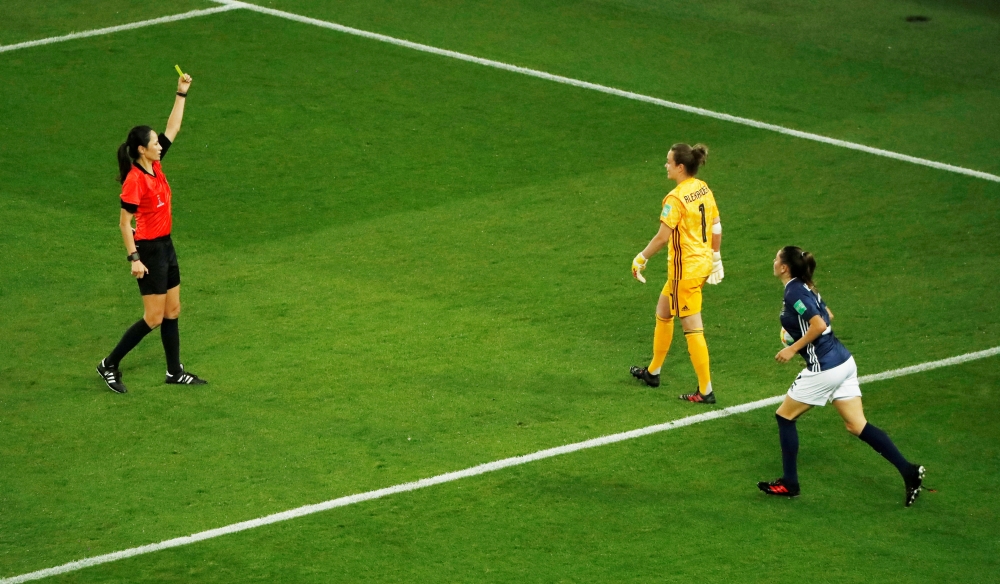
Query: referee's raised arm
[{"left": 164, "top": 73, "right": 192, "bottom": 142}]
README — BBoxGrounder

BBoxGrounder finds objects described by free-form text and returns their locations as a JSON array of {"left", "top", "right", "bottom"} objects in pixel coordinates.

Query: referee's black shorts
[{"left": 135, "top": 235, "right": 181, "bottom": 296}]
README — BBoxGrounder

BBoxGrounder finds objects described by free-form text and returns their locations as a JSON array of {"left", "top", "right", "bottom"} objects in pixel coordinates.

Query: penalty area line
[
  {"left": 2, "top": 346, "right": 998, "bottom": 583},
  {"left": 0, "top": 5, "right": 242, "bottom": 54},
  {"left": 209, "top": 0, "right": 1000, "bottom": 184}
]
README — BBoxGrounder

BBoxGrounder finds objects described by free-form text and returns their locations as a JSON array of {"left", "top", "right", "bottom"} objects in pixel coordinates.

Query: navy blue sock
[
  {"left": 776, "top": 414, "right": 799, "bottom": 485},
  {"left": 858, "top": 423, "right": 914, "bottom": 479},
  {"left": 105, "top": 319, "right": 153, "bottom": 368}
]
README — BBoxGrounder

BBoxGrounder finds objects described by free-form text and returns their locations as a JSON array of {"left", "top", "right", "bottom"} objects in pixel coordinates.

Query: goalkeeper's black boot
[
  {"left": 679, "top": 388, "right": 716, "bottom": 404},
  {"left": 757, "top": 477, "right": 800, "bottom": 498},
  {"left": 97, "top": 359, "right": 128, "bottom": 394},
  {"left": 629, "top": 366, "right": 660, "bottom": 388},
  {"left": 165, "top": 364, "right": 208, "bottom": 385},
  {"left": 905, "top": 465, "right": 926, "bottom": 507}
]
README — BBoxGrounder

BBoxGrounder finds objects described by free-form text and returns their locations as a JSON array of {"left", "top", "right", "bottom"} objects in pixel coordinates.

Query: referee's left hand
[
  {"left": 131, "top": 260, "right": 149, "bottom": 279},
  {"left": 177, "top": 73, "right": 192, "bottom": 94},
  {"left": 775, "top": 347, "right": 796, "bottom": 364}
]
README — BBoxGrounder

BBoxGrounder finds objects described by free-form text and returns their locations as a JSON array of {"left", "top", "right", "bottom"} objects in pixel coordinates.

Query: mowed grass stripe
[
  {"left": 254, "top": 0, "right": 1000, "bottom": 176},
  {"left": 64, "top": 360, "right": 995, "bottom": 584},
  {"left": 206, "top": 0, "right": 1000, "bottom": 183},
  {"left": 4, "top": 347, "right": 997, "bottom": 583},
  {"left": 1, "top": 0, "right": 995, "bottom": 183}
]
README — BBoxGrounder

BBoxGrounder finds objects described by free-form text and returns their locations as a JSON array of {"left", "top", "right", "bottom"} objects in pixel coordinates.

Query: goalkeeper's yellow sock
[
  {"left": 685, "top": 328, "right": 713, "bottom": 394},
  {"left": 648, "top": 315, "right": 674, "bottom": 375}
]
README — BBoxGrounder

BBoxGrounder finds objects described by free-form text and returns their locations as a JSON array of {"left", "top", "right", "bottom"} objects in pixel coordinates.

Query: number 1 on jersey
[{"left": 698, "top": 203, "right": 707, "bottom": 242}]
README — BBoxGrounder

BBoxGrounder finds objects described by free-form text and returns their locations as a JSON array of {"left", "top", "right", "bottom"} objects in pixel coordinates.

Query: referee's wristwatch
[{"left": 127, "top": 252, "right": 141, "bottom": 262}]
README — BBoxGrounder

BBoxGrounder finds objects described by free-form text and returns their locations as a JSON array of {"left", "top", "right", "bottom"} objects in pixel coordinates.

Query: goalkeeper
[{"left": 629, "top": 143, "right": 724, "bottom": 404}]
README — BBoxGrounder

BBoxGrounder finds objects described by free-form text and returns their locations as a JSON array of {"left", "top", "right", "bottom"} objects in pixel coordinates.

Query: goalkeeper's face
[{"left": 665, "top": 150, "right": 684, "bottom": 182}]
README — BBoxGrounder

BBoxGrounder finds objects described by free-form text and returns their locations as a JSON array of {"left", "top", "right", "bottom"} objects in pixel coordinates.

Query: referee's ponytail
[
  {"left": 780, "top": 246, "right": 817, "bottom": 288},
  {"left": 117, "top": 125, "right": 154, "bottom": 184}
]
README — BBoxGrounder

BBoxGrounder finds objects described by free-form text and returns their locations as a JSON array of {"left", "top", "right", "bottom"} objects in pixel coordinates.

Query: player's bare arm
[
  {"left": 642, "top": 221, "right": 673, "bottom": 259},
  {"left": 775, "top": 314, "right": 827, "bottom": 363},
  {"left": 632, "top": 222, "right": 673, "bottom": 283},
  {"left": 164, "top": 74, "right": 192, "bottom": 142}
]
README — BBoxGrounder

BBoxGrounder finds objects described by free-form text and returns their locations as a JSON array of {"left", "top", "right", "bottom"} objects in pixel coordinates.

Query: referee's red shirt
[{"left": 120, "top": 134, "right": 173, "bottom": 241}]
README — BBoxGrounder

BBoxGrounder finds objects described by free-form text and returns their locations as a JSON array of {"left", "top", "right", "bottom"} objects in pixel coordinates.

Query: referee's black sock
[
  {"left": 105, "top": 319, "right": 153, "bottom": 368},
  {"left": 858, "top": 423, "right": 914, "bottom": 479},
  {"left": 161, "top": 318, "right": 182, "bottom": 375},
  {"left": 776, "top": 414, "right": 799, "bottom": 485}
]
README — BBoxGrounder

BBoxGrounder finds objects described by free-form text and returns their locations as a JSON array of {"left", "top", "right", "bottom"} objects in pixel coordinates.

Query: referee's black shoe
[
  {"left": 757, "top": 477, "right": 800, "bottom": 498},
  {"left": 905, "top": 465, "right": 926, "bottom": 507},
  {"left": 97, "top": 359, "right": 128, "bottom": 394},
  {"left": 629, "top": 366, "right": 660, "bottom": 388},
  {"left": 165, "top": 365, "right": 207, "bottom": 385}
]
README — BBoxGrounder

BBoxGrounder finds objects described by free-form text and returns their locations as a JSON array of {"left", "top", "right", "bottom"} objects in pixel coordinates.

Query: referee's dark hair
[
  {"left": 781, "top": 246, "right": 817, "bottom": 288},
  {"left": 670, "top": 143, "right": 709, "bottom": 176},
  {"left": 117, "top": 125, "right": 154, "bottom": 184}
]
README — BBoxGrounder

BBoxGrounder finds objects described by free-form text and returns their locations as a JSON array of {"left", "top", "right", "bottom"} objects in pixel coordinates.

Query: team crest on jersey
[{"left": 793, "top": 299, "right": 807, "bottom": 315}]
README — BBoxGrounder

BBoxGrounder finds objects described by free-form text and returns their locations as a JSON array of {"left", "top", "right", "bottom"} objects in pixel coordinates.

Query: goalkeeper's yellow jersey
[{"left": 660, "top": 177, "right": 720, "bottom": 281}]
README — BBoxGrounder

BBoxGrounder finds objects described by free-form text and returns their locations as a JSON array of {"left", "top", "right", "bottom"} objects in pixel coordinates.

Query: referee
[{"left": 97, "top": 72, "right": 207, "bottom": 393}]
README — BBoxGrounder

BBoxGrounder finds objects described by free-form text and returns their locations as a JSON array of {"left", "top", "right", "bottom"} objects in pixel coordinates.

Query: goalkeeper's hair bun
[
  {"left": 781, "top": 246, "right": 817, "bottom": 288},
  {"left": 670, "top": 143, "right": 709, "bottom": 176}
]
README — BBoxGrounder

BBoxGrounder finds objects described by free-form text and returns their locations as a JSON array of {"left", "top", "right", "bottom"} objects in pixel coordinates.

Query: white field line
[
  {"left": 208, "top": 0, "right": 1000, "bottom": 184},
  {"left": 2, "top": 1, "right": 996, "bottom": 183},
  {"left": 3, "top": 347, "right": 998, "bottom": 584},
  {"left": 859, "top": 346, "right": 1000, "bottom": 383},
  {"left": 0, "top": 5, "right": 241, "bottom": 54}
]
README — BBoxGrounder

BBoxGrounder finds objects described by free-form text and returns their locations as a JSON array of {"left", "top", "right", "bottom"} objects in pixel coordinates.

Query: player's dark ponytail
[
  {"left": 781, "top": 246, "right": 817, "bottom": 288},
  {"left": 117, "top": 125, "right": 154, "bottom": 184},
  {"left": 670, "top": 143, "right": 709, "bottom": 176}
]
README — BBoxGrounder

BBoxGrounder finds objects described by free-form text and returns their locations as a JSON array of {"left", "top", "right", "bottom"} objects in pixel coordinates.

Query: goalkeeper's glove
[
  {"left": 706, "top": 251, "right": 724, "bottom": 285},
  {"left": 631, "top": 252, "right": 648, "bottom": 283}
]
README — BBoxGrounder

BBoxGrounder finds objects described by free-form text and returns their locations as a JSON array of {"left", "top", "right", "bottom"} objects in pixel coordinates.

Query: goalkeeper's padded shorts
[{"left": 662, "top": 277, "right": 708, "bottom": 317}]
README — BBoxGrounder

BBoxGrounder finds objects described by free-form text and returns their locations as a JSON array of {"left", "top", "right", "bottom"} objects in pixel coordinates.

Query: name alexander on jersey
[{"left": 682, "top": 186, "right": 710, "bottom": 204}]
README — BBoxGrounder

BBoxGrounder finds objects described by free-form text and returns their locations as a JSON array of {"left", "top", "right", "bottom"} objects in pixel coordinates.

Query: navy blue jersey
[{"left": 780, "top": 279, "right": 851, "bottom": 372}]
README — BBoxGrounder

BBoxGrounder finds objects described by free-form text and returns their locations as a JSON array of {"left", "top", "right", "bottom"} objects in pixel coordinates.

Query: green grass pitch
[{"left": 1, "top": 0, "right": 998, "bottom": 581}]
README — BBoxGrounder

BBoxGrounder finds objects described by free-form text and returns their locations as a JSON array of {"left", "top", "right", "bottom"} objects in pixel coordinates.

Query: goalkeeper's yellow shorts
[{"left": 662, "top": 277, "right": 708, "bottom": 317}]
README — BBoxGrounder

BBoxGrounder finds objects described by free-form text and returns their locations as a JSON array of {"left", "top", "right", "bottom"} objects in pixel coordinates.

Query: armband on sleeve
[{"left": 712, "top": 222, "right": 722, "bottom": 235}]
